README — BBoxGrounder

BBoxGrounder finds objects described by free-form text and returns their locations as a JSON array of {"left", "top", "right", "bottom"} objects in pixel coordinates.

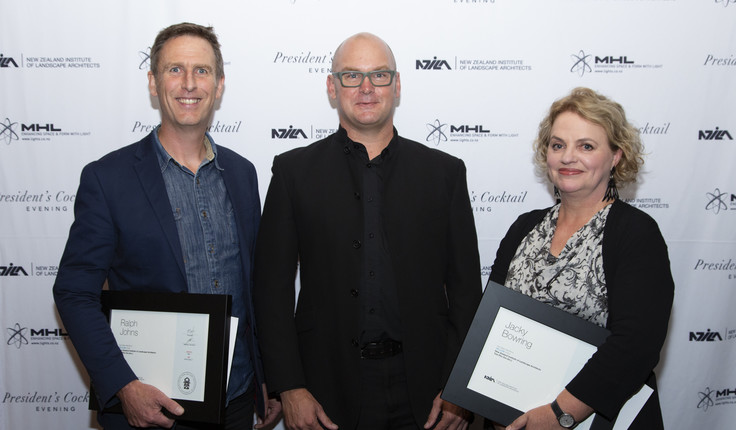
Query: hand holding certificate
[
  {"left": 466, "top": 307, "right": 597, "bottom": 418},
  {"left": 90, "top": 291, "right": 234, "bottom": 424},
  {"left": 442, "top": 281, "right": 651, "bottom": 430}
]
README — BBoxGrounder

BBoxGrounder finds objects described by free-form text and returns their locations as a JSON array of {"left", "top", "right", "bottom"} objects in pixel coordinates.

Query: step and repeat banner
[{"left": 2, "top": 1, "right": 735, "bottom": 429}]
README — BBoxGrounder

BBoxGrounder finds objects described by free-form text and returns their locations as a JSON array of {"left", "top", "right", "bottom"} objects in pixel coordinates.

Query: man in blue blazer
[{"left": 53, "top": 23, "right": 279, "bottom": 430}]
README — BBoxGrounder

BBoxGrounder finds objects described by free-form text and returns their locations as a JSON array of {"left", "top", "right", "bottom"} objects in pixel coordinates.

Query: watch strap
[{"left": 551, "top": 399, "right": 578, "bottom": 429}]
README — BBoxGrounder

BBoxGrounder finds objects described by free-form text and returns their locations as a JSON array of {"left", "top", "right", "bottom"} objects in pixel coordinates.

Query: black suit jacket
[{"left": 254, "top": 129, "right": 482, "bottom": 428}]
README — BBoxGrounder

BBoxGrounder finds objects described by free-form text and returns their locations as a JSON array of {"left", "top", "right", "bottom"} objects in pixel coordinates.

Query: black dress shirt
[{"left": 341, "top": 128, "right": 402, "bottom": 344}]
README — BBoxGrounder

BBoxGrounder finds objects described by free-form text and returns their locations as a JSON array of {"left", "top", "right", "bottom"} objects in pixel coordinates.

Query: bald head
[
  {"left": 326, "top": 32, "right": 401, "bottom": 146},
  {"left": 332, "top": 32, "right": 397, "bottom": 72}
]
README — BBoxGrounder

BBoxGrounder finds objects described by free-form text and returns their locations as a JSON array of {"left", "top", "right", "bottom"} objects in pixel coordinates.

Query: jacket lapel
[{"left": 133, "top": 134, "right": 186, "bottom": 279}]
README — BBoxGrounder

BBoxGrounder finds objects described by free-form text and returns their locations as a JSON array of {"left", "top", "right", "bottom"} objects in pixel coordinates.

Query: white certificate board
[
  {"left": 110, "top": 309, "right": 210, "bottom": 402},
  {"left": 443, "top": 280, "right": 653, "bottom": 429}
]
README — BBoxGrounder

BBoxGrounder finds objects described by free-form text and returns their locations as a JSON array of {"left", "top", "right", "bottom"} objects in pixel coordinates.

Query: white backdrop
[{"left": 2, "top": 1, "right": 735, "bottom": 429}]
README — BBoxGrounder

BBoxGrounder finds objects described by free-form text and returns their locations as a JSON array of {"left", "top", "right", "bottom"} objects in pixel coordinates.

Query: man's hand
[
  {"left": 255, "top": 383, "right": 283, "bottom": 429},
  {"left": 117, "top": 380, "right": 184, "bottom": 428},
  {"left": 424, "top": 391, "right": 472, "bottom": 430},
  {"left": 280, "top": 388, "right": 338, "bottom": 430}
]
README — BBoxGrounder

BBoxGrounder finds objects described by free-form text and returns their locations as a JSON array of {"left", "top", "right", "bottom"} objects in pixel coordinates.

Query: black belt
[{"left": 360, "top": 339, "right": 403, "bottom": 359}]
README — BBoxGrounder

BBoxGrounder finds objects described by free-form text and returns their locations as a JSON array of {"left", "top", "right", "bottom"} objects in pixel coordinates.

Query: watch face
[{"left": 559, "top": 414, "right": 576, "bottom": 428}]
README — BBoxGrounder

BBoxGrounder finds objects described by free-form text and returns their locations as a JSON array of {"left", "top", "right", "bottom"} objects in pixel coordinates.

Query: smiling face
[
  {"left": 327, "top": 34, "right": 400, "bottom": 138},
  {"left": 148, "top": 35, "right": 224, "bottom": 135},
  {"left": 547, "top": 111, "right": 622, "bottom": 203}
]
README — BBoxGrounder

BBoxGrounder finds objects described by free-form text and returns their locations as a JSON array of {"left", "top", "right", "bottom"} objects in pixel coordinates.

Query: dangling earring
[
  {"left": 553, "top": 186, "right": 560, "bottom": 201},
  {"left": 603, "top": 167, "right": 618, "bottom": 202}
]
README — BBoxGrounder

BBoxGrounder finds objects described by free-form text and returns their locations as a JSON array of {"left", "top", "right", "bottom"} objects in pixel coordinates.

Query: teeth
[{"left": 178, "top": 98, "right": 199, "bottom": 105}]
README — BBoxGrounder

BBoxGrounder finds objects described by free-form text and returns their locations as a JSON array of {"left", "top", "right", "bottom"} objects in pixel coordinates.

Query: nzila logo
[
  {"left": 416, "top": 57, "right": 451, "bottom": 70},
  {"left": 698, "top": 127, "right": 733, "bottom": 141},
  {"left": 0, "top": 54, "right": 20, "bottom": 68},
  {"left": 0, "top": 264, "right": 28, "bottom": 276},
  {"left": 689, "top": 329, "right": 723, "bottom": 342},
  {"left": 271, "top": 126, "right": 307, "bottom": 139}
]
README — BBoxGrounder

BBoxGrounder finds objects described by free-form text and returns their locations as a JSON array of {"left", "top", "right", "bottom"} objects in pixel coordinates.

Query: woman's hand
[
  {"left": 506, "top": 389, "right": 593, "bottom": 430},
  {"left": 505, "top": 404, "right": 558, "bottom": 430}
]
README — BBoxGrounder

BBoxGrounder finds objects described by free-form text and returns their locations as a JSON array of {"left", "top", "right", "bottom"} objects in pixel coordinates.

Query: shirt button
[
  {"left": 350, "top": 289, "right": 359, "bottom": 297},
  {"left": 368, "top": 233, "right": 375, "bottom": 239},
  {"left": 343, "top": 147, "right": 351, "bottom": 154},
  {"left": 369, "top": 308, "right": 376, "bottom": 314},
  {"left": 366, "top": 163, "right": 372, "bottom": 168},
  {"left": 369, "top": 271, "right": 375, "bottom": 277},
  {"left": 201, "top": 210, "right": 208, "bottom": 218},
  {"left": 352, "top": 240, "right": 361, "bottom": 249},
  {"left": 351, "top": 338, "right": 359, "bottom": 347},
  {"left": 354, "top": 192, "right": 361, "bottom": 200}
]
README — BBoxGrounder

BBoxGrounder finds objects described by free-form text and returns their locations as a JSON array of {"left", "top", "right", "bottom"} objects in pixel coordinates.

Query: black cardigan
[{"left": 488, "top": 199, "right": 674, "bottom": 428}]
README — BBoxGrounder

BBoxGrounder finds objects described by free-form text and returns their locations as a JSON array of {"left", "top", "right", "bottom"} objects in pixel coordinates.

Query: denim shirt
[{"left": 153, "top": 129, "right": 253, "bottom": 402}]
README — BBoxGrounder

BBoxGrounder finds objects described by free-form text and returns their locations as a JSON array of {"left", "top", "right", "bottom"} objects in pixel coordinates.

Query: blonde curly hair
[{"left": 533, "top": 87, "right": 644, "bottom": 186}]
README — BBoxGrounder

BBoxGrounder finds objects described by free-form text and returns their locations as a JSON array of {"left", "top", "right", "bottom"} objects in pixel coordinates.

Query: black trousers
[
  {"left": 175, "top": 383, "right": 255, "bottom": 430},
  {"left": 356, "top": 353, "right": 420, "bottom": 430}
]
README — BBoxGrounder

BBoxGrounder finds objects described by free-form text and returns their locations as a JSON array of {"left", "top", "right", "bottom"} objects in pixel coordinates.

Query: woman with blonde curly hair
[{"left": 487, "top": 87, "right": 673, "bottom": 429}]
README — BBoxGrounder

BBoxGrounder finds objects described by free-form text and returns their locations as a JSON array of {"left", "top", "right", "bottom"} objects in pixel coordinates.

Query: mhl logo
[
  {"left": 595, "top": 56, "right": 634, "bottom": 64},
  {"left": 689, "top": 329, "right": 723, "bottom": 342},
  {"left": 717, "top": 388, "right": 736, "bottom": 397},
  {"left": 30, "top": 328, "right": 69, "bottom": 337},
  {"left": 1, "top": 54, "right": 19, "bottom": 68},
  {"left": 22, "top": 124, "right": 62, "bottom": 132},
  {"left": 416, "top": 57, "right": 451, "bottom": 70},
  {"left": 699, "top": 128, "right": 733, "bottom": 140},
  {"left": 0, "top": 264, "right": 29, "bottom": 276},
  {"left": 451, "top": 125, "right": 490, "bottom": 133},
  {"left": 271, "top": 126, "right": 307, "bottom": 139}
]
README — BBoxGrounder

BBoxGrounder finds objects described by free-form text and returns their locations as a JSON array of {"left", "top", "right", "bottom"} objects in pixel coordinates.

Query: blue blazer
[{"left": 53, "top": 131, "right": 265, "bottom": 417}]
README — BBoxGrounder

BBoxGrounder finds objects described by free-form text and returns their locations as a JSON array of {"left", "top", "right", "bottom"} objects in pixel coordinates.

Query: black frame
[
  {"left": 89, "top": 290, "right": 232, "bottom": 424},
  {"left": 442, "top": 280, "right": 614, "bottom": 429}
]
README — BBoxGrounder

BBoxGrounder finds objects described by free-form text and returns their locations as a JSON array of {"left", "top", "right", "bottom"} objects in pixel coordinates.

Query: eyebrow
[
  {"left": 339, "top": 65, "right": 392, "bottom": 72},
  {"left": 549, "top": 136, "right": 600, "bottom": 144},
  {"left": 164, "top": 62, "right": 213, "bottom": 71}
]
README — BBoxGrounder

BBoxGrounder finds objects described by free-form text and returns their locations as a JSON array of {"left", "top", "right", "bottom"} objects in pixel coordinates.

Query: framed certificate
[
  {"left": 89, "top": 290, "right": 232, "bottom": 424},
  {"left": 442, "top": 280, "right": 616, "bottom": 429}
]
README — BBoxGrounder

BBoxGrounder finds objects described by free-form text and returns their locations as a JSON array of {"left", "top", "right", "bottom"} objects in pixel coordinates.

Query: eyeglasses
[{"left": 332, "top": 70, "right": 396, "bottom": 88}]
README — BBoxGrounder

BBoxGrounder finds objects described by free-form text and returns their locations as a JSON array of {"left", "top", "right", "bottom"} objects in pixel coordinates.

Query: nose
[
  {"left": 182, "top": 70, "right": 196, "bottom": 91},
  {"left": 359, "top": 74, "right": 375, "bottom": 94},
  {"left": 560, "top": 146, "right": 576, "bottom": 164}
]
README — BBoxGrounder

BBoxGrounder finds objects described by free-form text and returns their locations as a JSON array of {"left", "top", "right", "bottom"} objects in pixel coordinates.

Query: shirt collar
[
  {"left": 337, "top": 126, "right": 399, "bottom": 162},
  {"left": 153, "top": 125, "right": 221, "bottom": 172}
]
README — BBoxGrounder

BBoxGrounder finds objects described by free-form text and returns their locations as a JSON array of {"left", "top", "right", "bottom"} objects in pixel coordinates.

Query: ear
[
  {"left": 394, "top": 71, "right": 401, "bottom": 99},
  {"left": 215, "top": 74, "right": 225, "bottom": 99},
  {"left": 327, "top": 74, "right": 337, "bottom": 99},
  {"left": 612, "top": 148, "right": 623, "bottom": 168},
  {"left": 148, "top": 71, "right": 158, "bottom": 97}
]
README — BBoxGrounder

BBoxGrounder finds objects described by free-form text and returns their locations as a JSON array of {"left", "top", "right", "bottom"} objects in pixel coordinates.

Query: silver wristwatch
[{"left": 551, "top": 399, "right": 578, "bottom": 429}]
